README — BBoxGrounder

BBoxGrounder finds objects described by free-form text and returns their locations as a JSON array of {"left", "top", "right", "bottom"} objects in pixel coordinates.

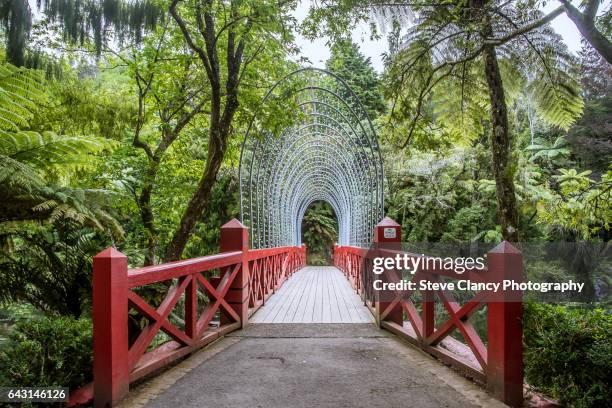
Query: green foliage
[
  {"left": 0, "top": 303, "right": 39, "bottom": 345},
  {"left": 528, "top": 66, "right": 584, "bottom": 131},
  {"left": 384, "top": 146, "right": 499, "bottom": 242},
  {"left": 326, "top": 38, "right": 385, "bottom": 118},
  {"left": 0, "top": 0, "right": 31, "bottom": 66},
  {"left": 526, "top": 136, "right": 571, "bottom": 163},
  {"left": 514, "top": 27, "right": 585, "bottom": 131},
  {"left": 0, "top": 130, "right": 113, "bottom": 175},
  {"left": 186, "top": 170, "right": 241, "bottom": 258},
  {"left": 300, "top": 0, "right": 373, "bottom": 41},
  {"left": 302, "top": 202, "right": 338, "bottom": 265},
  {"left": 0, "top": 303, "right": 38, "bottom": 323},
  {"left": 0, "top": 220, "right": 103, "bottom": 317},
  {"left": 0, "top": 0, "right": 163, "bottom": 66},
  {"left": 0, "top": 62, "right": 45, "bottom": 131},
  {"left": 31, "top": 70, "right": 138, "bottom": 141},
  {"left": 383, "top": 14, "right": 583, "bottom": 148},
  {"left": 0, "top": 60, "right": 122, "bottom": 317},
  {"left": 440, "top": 205, "right": 490, "bottom": 243},
  {"left": 538, "top": 166, "right": 611, "bottom": 239},
  {"left": 0, "top": 315, "right": 92, "bottom": 389},
  {"left": 554, "top": 168, "right": 593, "bottom": 192},
  {"left": 0, "top": 60, "right": 119, "bottom": 226},
  {"left": 565, "top": 96, "right": 612, "bottom": 172},
  {"left": 523, "top": 302, "right": 612, "bottom": 407}
]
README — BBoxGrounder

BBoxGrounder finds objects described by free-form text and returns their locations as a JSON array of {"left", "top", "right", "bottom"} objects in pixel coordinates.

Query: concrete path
[
  {"left": 250, "top": 266, "right": 374, "bottom": 323},
  {"left": 121, "top": 324, "right": 507, "bottom": 408}
]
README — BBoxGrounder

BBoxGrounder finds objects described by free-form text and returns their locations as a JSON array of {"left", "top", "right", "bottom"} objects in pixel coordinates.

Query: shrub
[
  {"left": 523, "top": 302, "right": 611, "bottom": 407},
  {"left": 0, "top": 315, "right": 92, "bottom": 390}
]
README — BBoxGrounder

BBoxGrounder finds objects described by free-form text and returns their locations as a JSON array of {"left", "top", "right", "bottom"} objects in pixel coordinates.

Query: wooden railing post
[
  {"left": 333, "top": 244, "right": 337, "bottom": 267},
  {"left": 373, "top": 217, "right": 403, "bottom": 327},
  {"left": 220, "top": 219, "right": 250, "bottom": 328},
  {"left": 93, "top": 247, "right": 129, "bottom": 408},
  {"left": 486, "top": 241, "right": 523, "bottom": 407},
  {"left": 422, "top": 283, "right": 435, "bottom": 338}
]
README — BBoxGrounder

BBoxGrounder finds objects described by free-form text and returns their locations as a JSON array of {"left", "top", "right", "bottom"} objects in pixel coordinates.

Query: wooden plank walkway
[{"left": 249, "top": 266, "right": 375, "bottom": 323}]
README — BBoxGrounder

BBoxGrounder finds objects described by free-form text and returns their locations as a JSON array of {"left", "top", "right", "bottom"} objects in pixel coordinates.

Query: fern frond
[
  {"left": 0, "top": 64, "right": 46, "bottom": 131},
  {"left": 32, "top": 199, "right": 59, "bottom": 212},
  {"left": 0, "top": 130, "right": 116, "bottom": 172},
  {"left": 528, "top": 70, "right": 584, "bottom": 130},
  {"left": 0, "top": 154, "right": 42, "bottom": 190},
  {"left": 499, "top": 14, "right": 584, "bottom": 130},
  {"left": 0, "top": 61, "right": 123, "bottom": 241}
]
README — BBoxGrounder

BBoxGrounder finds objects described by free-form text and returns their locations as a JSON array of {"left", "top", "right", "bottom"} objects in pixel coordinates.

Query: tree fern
[
  {"left": 0, "top": 63, "right": 45, "bottom": 131},
  {"left": 0, "top": 61, "right": 121, "bottom": 238},
  {"left": 0, "top": 220, "right": 102, "bottom": 316},
  {"left": 31, "top": 187, "right": 123, "bottom": 236},
  {"left": 0, "top": 62, "right": 115, "bottom": 174},
  {"left": 378, "top": 2, "right": 584, "bottom": 147},
  {"left": 496, "top": 8, "right": 584, "bottom": 130},
  {"left": 0, "top": 155, "right": 42, "bottom": 190},
  {"left": 526, "top": 136, "right": 571, "bottom": 162},
  {"left": 528, "top": 71, "right": 584, "bottom": 130},
  {"left": 0, "top": 130, "right": 114, "bottom": 173}
]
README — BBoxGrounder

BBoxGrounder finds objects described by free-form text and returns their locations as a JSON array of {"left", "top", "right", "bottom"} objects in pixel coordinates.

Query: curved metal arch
[
  {"left": 279, "top": 149, "right": 366, "bottom": 244},
  {"left": 250, "top": 125, "right": 368, "bottom": 247},
  {"left": 239, "top": 67, "right": 384, "bottom": 248}
]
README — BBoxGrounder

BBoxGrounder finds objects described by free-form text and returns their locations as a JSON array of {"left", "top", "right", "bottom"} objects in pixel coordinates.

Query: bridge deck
[
  {"left": 119, "top": 324, "right": 505, "bottom": 408},
  {"left": 250, "top": 266, "right": 374, "bottom": 324}
]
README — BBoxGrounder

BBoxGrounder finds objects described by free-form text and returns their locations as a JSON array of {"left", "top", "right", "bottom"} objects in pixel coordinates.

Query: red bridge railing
[
  {"left": 91, "top": 219, "right": 305, "bottom": 407},
  {"left": 333, "top": 217, "right": 523, "bottom": 407}
]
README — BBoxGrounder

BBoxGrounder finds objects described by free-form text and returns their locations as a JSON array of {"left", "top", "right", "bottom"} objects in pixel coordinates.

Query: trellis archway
[{"left": 239, "top": 67, "right": 384, "bottom": 248}]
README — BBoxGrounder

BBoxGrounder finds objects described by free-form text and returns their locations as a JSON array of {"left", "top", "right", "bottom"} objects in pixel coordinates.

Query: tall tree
[
  {"left": 306, "top": 1, "right": 584, "bottom": 241},
  {"left": 325, "top": 38, "right": 385, "bottom": 117},
  {"left": 163, "top": 0, "right": 296, "bottom": 261},
  {"left": 478, "top": 0, "right": 519, "bottom": 240},
  {"left": 115, "top": 22, "right": 209, "bottom": 265}
]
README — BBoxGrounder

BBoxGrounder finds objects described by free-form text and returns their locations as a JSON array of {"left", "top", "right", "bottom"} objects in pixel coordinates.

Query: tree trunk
[
  {"left": 163, "top": 127, "right": 227, "bottom": 261},
  {"left": 563, "top": 1, "right": 612, "bottom": 64},
  {"left": 138, "top": 158, "right": 160, "bottom": 266},
  {"left": 166, "top": 3, "right": 244, "bottom": 261},
  {"left": 163, "top": 78, "right": 240, "bottom": 262},
  {"left": 481, "top": 17, "right": 520, "bottom": 242}
]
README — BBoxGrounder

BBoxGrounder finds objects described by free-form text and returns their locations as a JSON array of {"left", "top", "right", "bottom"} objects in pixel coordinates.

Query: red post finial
[
  {"left": 220, "top": 218, "right": 249, "bottom": 253},
  {"left": 373, "top": 217, "right": 401, "bottom": 244}
]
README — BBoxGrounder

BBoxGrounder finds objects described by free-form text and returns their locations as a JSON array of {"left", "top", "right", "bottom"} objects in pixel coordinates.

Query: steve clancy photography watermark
[
  {"left": 366, "top": 242, "right": 610, "bottom": 303},
  {"left": 372, "top": 254, "right": 585, "bottom": 293}
]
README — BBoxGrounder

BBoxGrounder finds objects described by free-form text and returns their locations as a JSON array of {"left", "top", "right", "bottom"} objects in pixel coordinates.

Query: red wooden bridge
[
  {"left": 72, "top": 69, "right": 524, "bottom": 408},
  {"left": 75, "top": 216, "right": 523, "bottom": 408}
]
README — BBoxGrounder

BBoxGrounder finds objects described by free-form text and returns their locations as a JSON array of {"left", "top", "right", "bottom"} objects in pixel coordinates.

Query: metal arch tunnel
[{"left": 239, "top": 67, "right": 384, "bottom": 248}]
